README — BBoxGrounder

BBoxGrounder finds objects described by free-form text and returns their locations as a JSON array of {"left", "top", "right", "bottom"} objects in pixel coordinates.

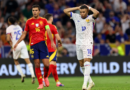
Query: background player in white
[
  {"left": 6, "top": 17, "right": 35, "bottom": 83},
  {"left": 64, "top": 5, "right": 99, "bottom": 90}
]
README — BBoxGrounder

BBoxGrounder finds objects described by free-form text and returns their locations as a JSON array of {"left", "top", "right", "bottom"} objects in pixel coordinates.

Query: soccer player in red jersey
[
  {"left": 14, "top": 5, "right": 56, "bottom": 89},
  {"left": 43, "top": 13, "right": 64, "bottom": 87}
]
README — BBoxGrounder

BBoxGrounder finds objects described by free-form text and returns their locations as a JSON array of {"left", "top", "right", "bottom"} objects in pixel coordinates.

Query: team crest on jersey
[
  {"left": 39, "top": 21, "right": 43, "bottom": 25},
  {"left": 31, "top": 22, "right": 34, "bottom": 25},
  {"left": 36, "top": 23, "right": 39, "bottom": 27},
  {"left": 86, "top": 19, "right": 90, "bottom": 23}
]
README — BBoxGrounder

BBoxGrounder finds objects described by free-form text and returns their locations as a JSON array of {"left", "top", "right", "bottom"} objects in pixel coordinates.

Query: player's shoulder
[
  {"left": 26, "top": 17, "right": 33, "bottom": 22},
  {"left": 40, "top": 17, "right": 47, "bottom": 21},
  {"left": 52, "top": 25, "right": 57, "bottom": 29},
  {"left": 6, "top": 25, "right": 14, "bottom": 30}
]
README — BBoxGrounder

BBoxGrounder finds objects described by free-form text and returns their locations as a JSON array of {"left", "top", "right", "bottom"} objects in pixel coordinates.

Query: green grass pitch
[{"left": 0, "top": 76, "right": 130, "bottom": 90}]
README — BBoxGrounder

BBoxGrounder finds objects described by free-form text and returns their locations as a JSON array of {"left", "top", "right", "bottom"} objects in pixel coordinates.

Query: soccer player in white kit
[
  {"left": 64, "top": 5, "right": 99, "bottom": 90},
  {"left": 6, "top": 17, "right": 35, "bottom": 83}
]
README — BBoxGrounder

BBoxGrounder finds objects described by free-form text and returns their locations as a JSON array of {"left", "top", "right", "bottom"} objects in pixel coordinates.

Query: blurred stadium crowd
[{"left": 0, "top": 0, "right": 130, "bottom": 58}]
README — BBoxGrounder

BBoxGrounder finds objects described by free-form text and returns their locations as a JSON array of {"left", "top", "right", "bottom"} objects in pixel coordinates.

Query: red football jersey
[
  {"left": 24, "top": 17, "right": 48, "bottom": 46},
  {"left": 46, "top": 23, "right": 58, "bottom": 52}
]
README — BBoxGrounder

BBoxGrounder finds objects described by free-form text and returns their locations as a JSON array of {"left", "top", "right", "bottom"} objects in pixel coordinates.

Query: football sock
[
  {"left": 27, "top": 63, "right": 35, "bottom": 77},
  {"left": 81, "top": 66, "right": 85, "bottom": 74},
  {"left": 16, "top": 64, "right": 24, "bottom": 76},
  {"left": 50, "top": 64, "right": 59, "bottom": 82},
  {"left": 89, "top": 76, "right": 93, "bottom": 83},
  {"left": 47, "top": 65, "right": 52, "bottom": 77},
  {"left": 35, "top": 68, "right": 43, "bottom": 85},
  {"left": 44, "top": 67, "right": 49, "bottom": 78},
  {"left": 83, "top": 61, "right": 90, "bottom": 86}
]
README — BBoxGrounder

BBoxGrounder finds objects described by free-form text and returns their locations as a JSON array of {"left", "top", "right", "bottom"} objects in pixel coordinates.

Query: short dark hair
[
  {"left": 32, "top": 4, "right": 40, "bottom": 11},
  {"left": 80, "top": 5, "right": 88, "bottom": 10},
  {"left": 44, "top": 13, "right": 53, "bottom": 20},
  {"left": 8, "top": 16, "right": 17, "bottom": 24}
]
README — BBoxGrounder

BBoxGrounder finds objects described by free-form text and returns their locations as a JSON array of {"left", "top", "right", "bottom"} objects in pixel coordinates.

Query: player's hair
[
  {"left": 44, "top": 13, "right": 53, "bottom": 20},
  {"left": 8, "top": 16, "right": 17, "bottom": 24},
  {"left": 80, "top": 5, "right": 89, "bottom": 10},
  {"left": 32, "top": 4, "right": 40, "bottom": 11}
]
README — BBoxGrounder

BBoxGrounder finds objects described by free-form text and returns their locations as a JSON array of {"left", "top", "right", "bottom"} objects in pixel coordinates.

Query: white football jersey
[
  {"left": 6, "top": 25, "right": 24, "bottom": 46},
  {"left": 71, "top": 12, "right": 95, "bottom": 45}
]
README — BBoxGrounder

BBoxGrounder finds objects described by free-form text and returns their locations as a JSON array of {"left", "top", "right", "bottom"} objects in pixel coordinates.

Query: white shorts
[
  {"left": 13, "top": 41, "right": 29, "bottom": 59},
  {"left": 76, "top": 45, "right": 93, "bottom": 60}
]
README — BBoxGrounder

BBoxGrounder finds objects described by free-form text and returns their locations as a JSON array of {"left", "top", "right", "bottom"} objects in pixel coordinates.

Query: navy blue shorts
[
  {"left": 49, "top": 50, "right": 57, "bottom": 62},
  {"left": 30, "top": 41, "right": 49, "bottom": 60}
]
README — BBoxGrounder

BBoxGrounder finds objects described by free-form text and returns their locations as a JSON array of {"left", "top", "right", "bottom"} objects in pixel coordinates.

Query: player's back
[{"left": 6, "top": 25, "right": 25, "bottom": 46}]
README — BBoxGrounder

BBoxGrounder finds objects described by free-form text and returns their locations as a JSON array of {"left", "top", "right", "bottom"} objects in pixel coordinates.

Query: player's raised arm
[
  {"left": 85, "top": 5, "right": 99, "bottom": 19},
  {"left": 63, "top": 6, "right": 80, "bottom": 17}
]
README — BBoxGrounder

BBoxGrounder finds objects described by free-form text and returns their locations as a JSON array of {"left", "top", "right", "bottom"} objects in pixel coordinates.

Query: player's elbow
[
  {"left": 63, "top": 9, "right": 68, "bottom": 14},
  {"left": 96, "top": 11, "right": 99, "bottom": 16}
]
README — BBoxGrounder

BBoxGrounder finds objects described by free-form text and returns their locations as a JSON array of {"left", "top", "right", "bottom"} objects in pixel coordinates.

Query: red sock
[
  {"left": 44, "top": 67, "right": 49, "bottom": 78},
  {"left": 47, "top": 65, "right": 52, "bottom": 77},
  {"left": 35, "top": 68, "right": 43, "bottom": 85},
  {"left": 50, "top": 64, "right": 59, "bottom": 82}
]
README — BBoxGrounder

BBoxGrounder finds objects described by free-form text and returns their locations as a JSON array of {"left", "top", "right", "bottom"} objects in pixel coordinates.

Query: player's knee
[
  {"left": 34, "top": 63, "right": 40, "bottom": 68},
  {"left": 44, "top": 63, "right": 49, "bottom": 68},
  {"left": 84, "top": 58, "right": 91, "bottom": 62}
]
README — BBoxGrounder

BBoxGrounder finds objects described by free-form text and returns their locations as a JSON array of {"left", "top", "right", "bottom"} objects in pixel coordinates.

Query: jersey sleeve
[
  {"left": 44, "top": 19, "right": 49, "bottom": 30},
  {"left": 70, "top": 12, "right": 79, "bottom": 21},
  {"left": 24, "top": 20, "right": 29, "bottom": 32},
  {"left": 88, "top": 15, "right": 95, "bottom": 22},
  {"left": 52, "top": 25, "right": 58, "bottom": 34},
  {"left": 6, "top": 27, "right": 11, "bottom": 34}
]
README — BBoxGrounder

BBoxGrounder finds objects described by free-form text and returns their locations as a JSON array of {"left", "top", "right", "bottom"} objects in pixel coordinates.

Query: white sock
[
  {"left": 81, "top": 67, "right": 85, "bottom": 74},
  {"left": 83, "top": 61, "right": 90, "bottom": 86},
  {"left": 16, "top": 65, "right": 24, "bottom": 76},
  {"left": 89, "top": 76, "right": 93, "bottom": 83},
  {"left": 27, "top": 63, "right": 35, "bottom": 77}
]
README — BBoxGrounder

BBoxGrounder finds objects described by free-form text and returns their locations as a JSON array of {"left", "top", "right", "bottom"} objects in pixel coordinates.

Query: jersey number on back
[
  {"left": 14, "top": 30, "right": 21, "bottom": 40},
  {"left": 82, "top": 26, "right": 86, "bottom": 31}
]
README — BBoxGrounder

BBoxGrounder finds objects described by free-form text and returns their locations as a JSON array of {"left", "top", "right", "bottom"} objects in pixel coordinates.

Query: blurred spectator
[
  {"left": 0, "top": 40, "right": 3, "bottom": 58},
  {"left": 0, "top": 24, "right": 8, "bottom": 45},
  {"left": 16, "top": 0, "right": 28, "bottom": 10},
  {"left": 96, "top": 13, "right": 106, "bottom": 33},
  {"left": 126, "top": 22, "right": 130, "bottom": 36},
  {"left": 22, "top": 4, "right": 32, "bottom": 18},
  {"left": 113, "top": 0, "right": 127, "bottom": 12},
  {"left": 19, "top": 13, "right": 27, "bottom": 23},
  {"left": 60, "top": 48, "right": 69, "bottom": 57},
  {"left": 56, "top": 21, "right": 63, "bottom": 30},
  {"left": 65, "top": 21, "right": 75, "bottom": 32},
  {"left": 94, "top": 33, "right": 106, "bottom": 44},
  {"left": 66, "top": 0, "right": 76, "bottom": 7},
  {"left": 116, "top": 28, "right": 128, "bottom": 43},
  {"left": 106, "top": 27, "right": 116, "bottom": 43},
  {"left": 4, "top": 0, "right": 18, "bottom": 19},
  {"left": 125, "top": 5, "right": 130, "bottom": 15},
  {"left": 45, "top": 0, "right": 55, "bottom": 14},
  {"left": 121, "top": 14, "right": 130, "bottom": 34},
  {"left": 106, "top": 11, "right": 120, "bottom": 27},
  {"left": 110, "top": 40, "right": 125, "bottom": 56},
  {"left": 0, "top": 17, "right": 4, "bottom": 28},
  {"left": 52, "top": 3, "right": 64, "bottom": 23}
]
